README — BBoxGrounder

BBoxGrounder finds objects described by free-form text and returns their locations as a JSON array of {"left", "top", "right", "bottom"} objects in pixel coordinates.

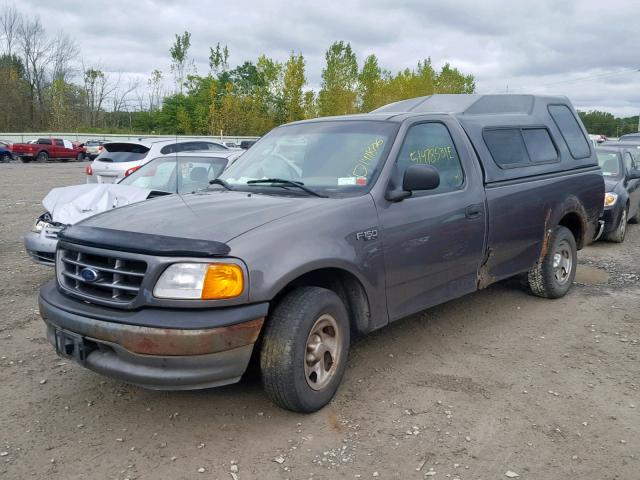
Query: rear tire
[
  {"left": 604, "top": 207, "right": 627, "bottom": 243},
  {"left": 527, "top": 225, "right": 577, "bottom": 299},
  {"left": 37, "top": 151, "right": 48, "bottom": 162},
  {"left": 260, "top": 287, "right": 350, "bottom": 413}
]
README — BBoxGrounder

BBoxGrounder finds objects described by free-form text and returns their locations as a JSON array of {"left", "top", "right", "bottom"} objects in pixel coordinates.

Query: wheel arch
[
  {"left": 268, "top": 266, "right": 373, "bottom": 338},
  {"left": 550, "top": 196, "right": 590, "bottom": 250}
]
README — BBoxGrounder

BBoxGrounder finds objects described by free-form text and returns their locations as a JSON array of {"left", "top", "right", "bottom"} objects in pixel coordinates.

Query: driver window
[{"left": 396, "top": 123, "right": 464, "bottom": 195}]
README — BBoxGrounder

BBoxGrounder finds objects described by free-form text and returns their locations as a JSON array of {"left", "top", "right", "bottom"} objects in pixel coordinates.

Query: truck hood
[
  {"left": 77, "top": 190, "right": 327, "bottom": 245},
  {"left": 43, "top": 184, "right": 153, "bottom": 224}
]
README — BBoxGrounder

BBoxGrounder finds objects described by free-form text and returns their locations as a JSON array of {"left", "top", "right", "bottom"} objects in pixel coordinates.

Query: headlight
[
  {"left": 153, "top": 263, "right": 244, "bottom": 300},
  {"left": 604, "top": 192, "right": 618, "bottom": 207},
  {"left": 31, "top": 219, "right": 50, "bottom": 233}
]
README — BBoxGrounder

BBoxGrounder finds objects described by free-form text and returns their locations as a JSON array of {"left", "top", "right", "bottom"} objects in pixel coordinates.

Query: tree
[
  {"left": 318, "top": 41, "right": 358, "bottom": 116},
  {"left": 434, "top": 63, "right": 475, "bottom": 94},
  {"left": 50, "top": 32, "right": 78, "bottom": 82},
  {"left": 282, "top": 52, "right": 306, "bottom": 122},
  {"left": 209, "top": 42, "right": 229, "bottom": 75},
  {"left": 169, "top": 31, "right": 192, "bottom": 94},
  {"left": 303, "top": 90, "right": 317, "bottom": 119},
  {"left": 17, "top": 17, "right": 51, "bottom": 127},
  {"left": 147, "top": 69, "right": 164, "bottom": 111},
  {"left": 0, "top": 4, "right": 21, "bottom": 56},
  {"left": 0, "top": 53, "right": 29, "bottom": 130},
  {"left": 83, "top": 67, "right": 115, "bottom": 127},
  {"left": 358, "top": 54, "right": 383, "bottom": 112}
]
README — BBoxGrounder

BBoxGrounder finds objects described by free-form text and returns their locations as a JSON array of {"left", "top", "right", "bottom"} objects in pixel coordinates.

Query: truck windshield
[{"left": 218, "top": 120, "right": 398, "bottom": 197}]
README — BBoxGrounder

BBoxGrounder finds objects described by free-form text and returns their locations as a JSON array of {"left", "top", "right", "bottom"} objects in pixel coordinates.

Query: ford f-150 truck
[
  {"left": 12, "top": 138, "right": 85, "bottom": 162},
  {"left": 39, "top": 94, "right": 604, "bottom": 412}
]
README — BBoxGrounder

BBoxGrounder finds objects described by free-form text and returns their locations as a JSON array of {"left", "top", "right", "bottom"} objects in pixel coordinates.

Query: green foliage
[
  {"left": 0, "top": 22, "right": 480, "bottom": 136},
  {"left": 318, "top": 41, "right": 359, "bottom": 116},
  {"left": 0, "top": 54, "right": 30, "bottom": 130},
  {"left": 578, "top": 110, "right": 639, "bottom": 137},
  {"left": 170, "top": 31, "right": 192, "bottom": 94},
  {"left": 282, "top": 52, "right": 306, "bottom": 122}
]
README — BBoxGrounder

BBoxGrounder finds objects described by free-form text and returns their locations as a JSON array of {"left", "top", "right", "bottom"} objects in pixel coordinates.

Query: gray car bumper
[
  {"left": 39, "top": 282, "right": 267, "bottom": 390},
  {"left": 24, "top": 230, "right": 58, "bottom": 266}
]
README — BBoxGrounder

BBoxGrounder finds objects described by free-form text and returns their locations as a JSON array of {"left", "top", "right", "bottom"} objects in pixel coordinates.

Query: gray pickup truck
[{"left": 39, "top": 94, "right": 604, "bottom": 412}]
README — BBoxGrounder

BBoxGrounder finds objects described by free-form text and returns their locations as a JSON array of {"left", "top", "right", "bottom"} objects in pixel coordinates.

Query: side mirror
[
  {"left": 627, "top": 169, "right": 640, "bottom": 180},
  {"left": 403, "top": 164, "right": 440, "bottom": 191},
  {"left": 386, "top": 164, "right": 440, "bottom": 202}
]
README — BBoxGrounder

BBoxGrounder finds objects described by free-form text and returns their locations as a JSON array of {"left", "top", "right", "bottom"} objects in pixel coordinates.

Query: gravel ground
[{"left": 1, "top": 162, "right": 639, "bottom": 480}]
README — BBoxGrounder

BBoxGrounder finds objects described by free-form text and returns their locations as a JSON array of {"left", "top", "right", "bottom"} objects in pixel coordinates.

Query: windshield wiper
[
  {"left": 246, "top": 178, "right": 328, "bottom": 198},
  {"left": 208, "top": 178, "right": 234, "bottom": 191}
]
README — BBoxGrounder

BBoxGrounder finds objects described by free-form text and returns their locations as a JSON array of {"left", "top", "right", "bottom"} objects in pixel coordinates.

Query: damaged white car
[{"left": 24, "top": 151, "right": 239, "bottom": 265}]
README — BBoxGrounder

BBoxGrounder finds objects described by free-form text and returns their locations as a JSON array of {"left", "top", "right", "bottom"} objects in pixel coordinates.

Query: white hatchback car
[{"left": 86, "top": 139, "right": 231, "bottom": 184}]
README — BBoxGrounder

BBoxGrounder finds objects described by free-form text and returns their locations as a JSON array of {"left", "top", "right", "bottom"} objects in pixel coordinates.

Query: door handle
[{"left": 465, "top": 204, "right": 483, "bottom": 219}]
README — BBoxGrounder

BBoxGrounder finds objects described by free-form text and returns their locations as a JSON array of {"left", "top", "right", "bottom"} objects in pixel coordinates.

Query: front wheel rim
[
  {"left": 553, "top": 239, "right": 573, "bottom": 285},
  {"left": 304, "top": 314, "right": 341, "bottom": 391}
]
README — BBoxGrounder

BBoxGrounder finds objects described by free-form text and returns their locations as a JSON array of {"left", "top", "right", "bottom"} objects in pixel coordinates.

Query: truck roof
[
  {"left": 286, "top": 95, "right": 596, "bottom": 184},
  {"left": 371, "top": 94, "right": 571, "bottom": 116}
]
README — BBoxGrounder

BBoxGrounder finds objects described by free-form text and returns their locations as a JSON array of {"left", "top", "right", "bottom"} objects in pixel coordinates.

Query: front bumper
[
  {"left": 39, "top": 281, "right": 268, "bottom": 390},
  {"left": 24, "top": 230, "right": 60, "bottom": 266}
]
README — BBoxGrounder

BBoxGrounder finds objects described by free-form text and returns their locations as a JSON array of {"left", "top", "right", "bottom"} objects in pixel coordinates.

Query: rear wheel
[
  {"left": 527, "top": 225, "right": 577, "bottom": 299},
  {"left": 1, "top": 152, "right": 10, "bottom": 162},
  {"left": 260, "top": 287, "right": 350, "bottom": 413},
  {"left": 605, "top": 207, "right": 627, "bottom": 243},
  {"left": 36, "top": 151, "right": 48, "bottom": 162}
]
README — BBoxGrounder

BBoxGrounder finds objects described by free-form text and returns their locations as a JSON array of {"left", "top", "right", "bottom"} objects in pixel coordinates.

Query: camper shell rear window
[
  {"left": 548, "top": 104, "right": 591, "bottom": 159},
  {"left": 483, "top": 127, "right": 559, "bottom": 169}
]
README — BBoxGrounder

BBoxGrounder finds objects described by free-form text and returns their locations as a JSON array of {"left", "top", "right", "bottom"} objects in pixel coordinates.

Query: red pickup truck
[{"left": 12, "top": 138, "right": 85, "bottom": 163}]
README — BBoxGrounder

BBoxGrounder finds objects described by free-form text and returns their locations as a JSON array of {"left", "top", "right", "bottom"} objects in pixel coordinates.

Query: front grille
[{"left": 57, "top": 247, "right": 147, "bottom": 303}]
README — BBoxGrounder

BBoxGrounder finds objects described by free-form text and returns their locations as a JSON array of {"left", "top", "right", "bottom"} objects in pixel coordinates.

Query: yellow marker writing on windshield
[{"left": 352, "top": 138, "right": 384, "bottom": 177}]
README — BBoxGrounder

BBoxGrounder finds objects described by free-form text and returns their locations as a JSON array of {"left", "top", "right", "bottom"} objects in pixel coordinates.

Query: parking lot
[{"left": 1, "top": 162, "right": 638, "bottom": 479}]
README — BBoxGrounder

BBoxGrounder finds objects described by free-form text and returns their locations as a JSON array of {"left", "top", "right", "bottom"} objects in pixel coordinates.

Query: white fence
[{"left": 0, "top": 133, "right": 260, "bottom": 144}]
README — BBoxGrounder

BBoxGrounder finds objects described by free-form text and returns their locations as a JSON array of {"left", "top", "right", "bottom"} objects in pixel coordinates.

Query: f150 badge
[{"left": 356, "top": 229, "right": 378, "bottom": 241}]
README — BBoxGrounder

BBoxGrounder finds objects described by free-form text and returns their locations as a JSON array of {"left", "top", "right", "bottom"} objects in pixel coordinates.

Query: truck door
[
  {"left": 377, "top": 119, "right": 487, "bottom": 322},
  {"left": 53, "top": 139, "right": 65, "bottom": 158}
]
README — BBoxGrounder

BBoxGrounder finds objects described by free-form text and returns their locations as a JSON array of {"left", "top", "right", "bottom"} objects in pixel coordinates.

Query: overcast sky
[{"left": 14, "top": 0, "right": 640, "bottom": 118}]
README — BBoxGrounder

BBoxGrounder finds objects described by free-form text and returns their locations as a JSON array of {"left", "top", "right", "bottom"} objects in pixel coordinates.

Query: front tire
[
  {"left": 37, "top": 151, "right": 48, "bottom": 162},
  {"left": 605, "top": 207, "right": 627, "bottom": 243},
  {"left": 76, "top": 152, "right": 84, "bottom": 161},
  {"left": 260, "top": 287, "right": 350, "bottom": 413},
  {"left": 527, "top": 225, "right": 577, "bottom": 299}
]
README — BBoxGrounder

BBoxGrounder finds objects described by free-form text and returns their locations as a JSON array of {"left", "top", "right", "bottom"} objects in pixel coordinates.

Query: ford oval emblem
[{"left": 80, "top": 267, "right": 99, "bottom": 282}]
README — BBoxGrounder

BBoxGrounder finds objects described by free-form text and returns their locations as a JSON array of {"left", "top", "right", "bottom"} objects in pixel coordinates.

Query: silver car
[
  {"left": 25, "top": 151, "right": 242, "bottom": 265},
  {"left": 86, "top": 139, "right": 231, "bottom": 184},
  {"left": 84, "top": 140, "right": 105, "bottom": 160}
]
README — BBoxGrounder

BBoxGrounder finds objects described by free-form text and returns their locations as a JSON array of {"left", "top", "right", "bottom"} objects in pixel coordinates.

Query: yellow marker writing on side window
[{"left": 409, "top": 146, "right": 454, "bottom": 165}]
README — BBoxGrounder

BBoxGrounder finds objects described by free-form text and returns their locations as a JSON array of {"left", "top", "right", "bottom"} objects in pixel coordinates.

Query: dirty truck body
[{"left": 39, "top": 95, "right": 604, "bottom": 412}]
